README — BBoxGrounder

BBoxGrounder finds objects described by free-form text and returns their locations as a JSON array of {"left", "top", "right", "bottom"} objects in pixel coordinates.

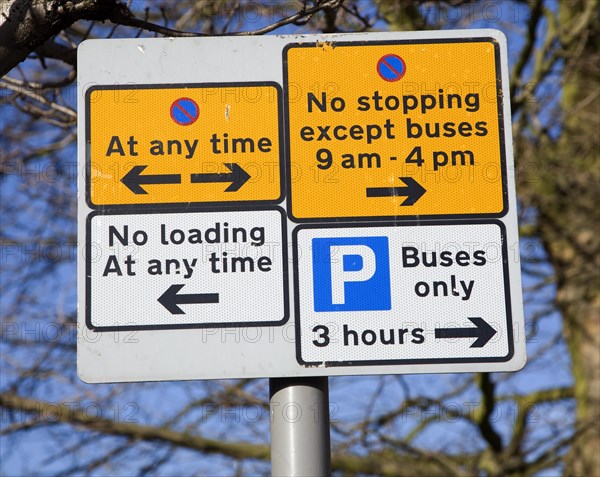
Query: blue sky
[{"left": 0, "top": 1, "right": 573, "bottom": 476}]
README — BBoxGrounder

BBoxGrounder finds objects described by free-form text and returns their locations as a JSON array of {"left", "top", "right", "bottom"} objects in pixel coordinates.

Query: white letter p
[{"left": 330, "top": 245, "right": 376, "bottom": 305}]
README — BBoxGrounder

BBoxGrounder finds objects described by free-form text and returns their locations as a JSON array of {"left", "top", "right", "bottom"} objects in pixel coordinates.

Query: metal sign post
[{"left": 270, "top": 377, "right": 331, "bottom": 477}]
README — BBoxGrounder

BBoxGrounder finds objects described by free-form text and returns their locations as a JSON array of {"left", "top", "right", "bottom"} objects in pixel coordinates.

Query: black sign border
[
  {"left": 292, "top": 219, "right": 515, "bottom": 367},
  {"left": 86, "top": 205, "right": 289, "bottom": 331},
  {"left": 85, "top": 82, "right": 285, "bottom": 210},
  {"left": 283, "top": 38, "right": 509, "bottom": 223}
]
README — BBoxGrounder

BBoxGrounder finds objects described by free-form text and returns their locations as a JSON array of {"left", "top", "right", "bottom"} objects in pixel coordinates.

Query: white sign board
[
  {"left": 87, "top": 209, "right": 287, "bottom": 330},
  {"left": 78, "top": 30, "right": 526, "bottom": 383},
  {"left": 294, "top": 222, "right": 514, "bottom": 366}
]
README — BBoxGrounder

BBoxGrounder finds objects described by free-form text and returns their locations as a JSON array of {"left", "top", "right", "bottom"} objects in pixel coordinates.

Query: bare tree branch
[{"left": 0, "top": 392, "right": 271, "bottom": 461}]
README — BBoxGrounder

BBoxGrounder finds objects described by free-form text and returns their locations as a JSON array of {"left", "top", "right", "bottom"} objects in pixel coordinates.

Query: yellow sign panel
[
  {"left": 285, "top": 40, "right": 507, "bottom": 220},
  {"left": 87, "top": 83, "right": 282, "bottom": 207}
]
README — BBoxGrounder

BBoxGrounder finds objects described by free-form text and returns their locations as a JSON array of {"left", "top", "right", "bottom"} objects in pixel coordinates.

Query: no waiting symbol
[
  {"left": 170, "top": 97, "right": 199, "bottom": 125},
  {"left": 377, "top": 54, "right": 406, "bottom": 82}
]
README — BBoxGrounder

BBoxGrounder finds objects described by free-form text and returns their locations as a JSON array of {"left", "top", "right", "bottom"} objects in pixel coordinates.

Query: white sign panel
[
  {"left": 294, "top": 222, "right": 514, "bottom": 366},
  {"left": 87, "top": 209, "right": 287, "bottom": 330},
  {"left": 78, "top": 31, "right": 526, "bottom": 383}
]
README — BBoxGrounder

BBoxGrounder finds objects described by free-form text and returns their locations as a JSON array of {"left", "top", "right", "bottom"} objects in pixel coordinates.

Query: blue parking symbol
[{"left": 312, "top": 237, "right": 391, "bottom": 312}]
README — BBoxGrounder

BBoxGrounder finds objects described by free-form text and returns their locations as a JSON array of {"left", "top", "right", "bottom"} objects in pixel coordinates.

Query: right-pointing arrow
[
  {"left": 158, "top": 284, "right": 219, "bottom": 315},
  {"left": 190, "top": 163, "right": 251, "bottom": 192},
  {"left": 435, "top": 317, "right": 497, "bottom": 348},
  {"left": 366, "top": 177, "right": 426, "bottom": 206}
]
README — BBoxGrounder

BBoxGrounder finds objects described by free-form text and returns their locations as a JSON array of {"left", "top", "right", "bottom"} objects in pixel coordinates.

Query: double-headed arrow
[
  {"left": 158, "top": 284, "right": 219, "bottom": 315},
  {"left": 435, "top": 317, "right": 497, "bottom": 348},
  {"left": 121, "top": 163, "right": 250, "bottom": 194},
  {"left": 366, "top": 177, "right": 426, "bottom": 206}
]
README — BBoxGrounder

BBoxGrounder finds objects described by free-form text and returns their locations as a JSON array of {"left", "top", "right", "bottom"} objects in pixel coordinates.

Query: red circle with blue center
[
  {"left": 377, "top": 54, "right": 406, "bottom": 82},
  {"left": 170, "top": 98, "right": 199, "bottom": 125}
]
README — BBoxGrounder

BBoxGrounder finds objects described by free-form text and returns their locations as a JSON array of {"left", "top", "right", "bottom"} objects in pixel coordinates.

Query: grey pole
[{"left": 269, "top": 377, "right": 331, "bottom": 477}]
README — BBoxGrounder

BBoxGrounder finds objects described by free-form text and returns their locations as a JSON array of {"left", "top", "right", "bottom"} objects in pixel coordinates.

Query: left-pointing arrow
[
  {"left": 434, "top": 317, "right": 497, "bottom": 348},
  {"left": 121, "top": 165, "right": 182, "bottom": 194},
  {"left": 158, "top": 284, "right": 219, "bottom": 315}
]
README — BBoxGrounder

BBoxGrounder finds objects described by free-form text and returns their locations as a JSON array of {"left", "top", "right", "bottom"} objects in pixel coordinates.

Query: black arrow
[
  {"left": 366, "top": 177, "right": 426, "bottom": 206},
  {"left": 191, "top": 163, "right": 250, "bottom": 192},
  {"left": 158, "top": 284, "right": 219, "bottom": 315},
  {"left": 121, "top": 165, "right": 181, "bottom": 194},
  {"left": 435, "top": 317, "right": 497, "bottom": 348}
]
